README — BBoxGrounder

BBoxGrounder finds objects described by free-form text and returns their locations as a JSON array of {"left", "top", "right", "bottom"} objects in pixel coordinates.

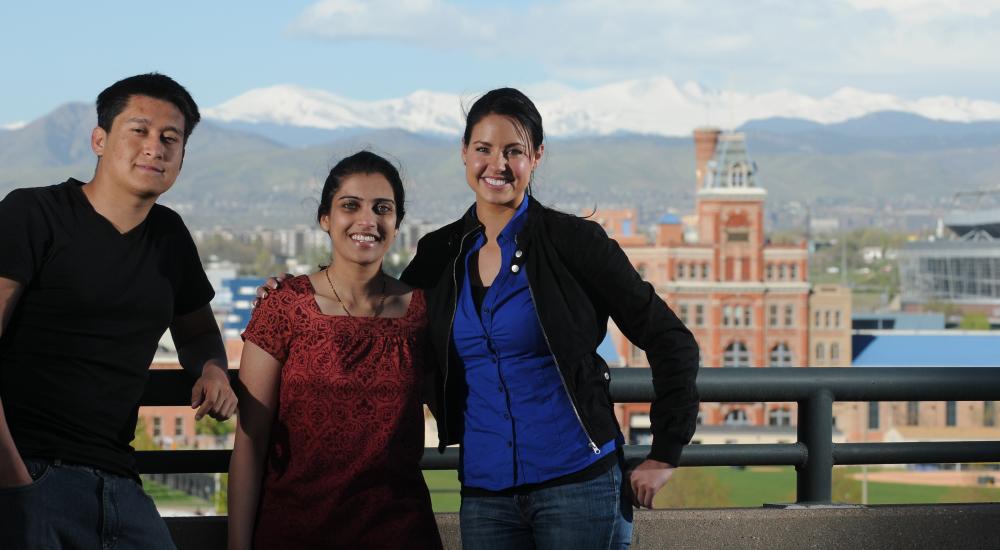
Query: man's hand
[
  {"left": 252, "top": 273, "right": 292, "bottom": 308},
  {"left": 629, "top": 458, "right": 675, "bottom": 509},
  {"left": 191, "top": 364, "right": 237, "bottom": 421}
]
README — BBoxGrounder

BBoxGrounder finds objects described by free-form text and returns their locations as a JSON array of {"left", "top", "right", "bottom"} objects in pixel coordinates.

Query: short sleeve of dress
[
  {"left": 0, "top": 189, "right": 51, "bottom": 285},
  {"left": 242, "top": 284, "right": 296, "bottom": 364}
]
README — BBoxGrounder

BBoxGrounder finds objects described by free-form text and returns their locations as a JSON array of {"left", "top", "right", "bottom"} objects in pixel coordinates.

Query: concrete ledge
[{"left": 167, "top": 503, "right": 1000, "bottom": 550}]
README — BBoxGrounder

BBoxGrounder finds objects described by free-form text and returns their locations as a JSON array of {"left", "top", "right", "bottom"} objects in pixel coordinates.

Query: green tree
[
  {"left": 133, "top": 417, "right": 159, "bottom": 451},
  {"left": 244, "top": 249, "right": 281, "bottom": 277},
  {"left": 215, "top": 473, "right": 229, "bottom": 514},
  {"left": 959, "top": 312, "right": 990, "bottom": 330},
  {"left": 196, "top": 416, "right": 236, "bottom": 436}
]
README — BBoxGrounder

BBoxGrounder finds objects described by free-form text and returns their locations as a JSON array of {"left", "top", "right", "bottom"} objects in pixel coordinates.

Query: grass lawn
[
  {"left": 142, "top": 477, "right": 214, "bottom": 510},
  {"left": 424, "top": 470, "right": 461, "bottom": 513},
  {"left": 420, "top": 466, "right": 1000, "bottom": 512}
]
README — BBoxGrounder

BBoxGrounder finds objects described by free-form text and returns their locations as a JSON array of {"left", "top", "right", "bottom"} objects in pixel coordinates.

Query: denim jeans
[
  {"left": 459, "top": 461, "right": 633, "bottom": 550},
  {"left": 0, "top": 459, "right": 176, "bottom": 550}
]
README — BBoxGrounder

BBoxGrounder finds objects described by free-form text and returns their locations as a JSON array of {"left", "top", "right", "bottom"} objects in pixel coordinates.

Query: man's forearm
[
  {"left": 176, "top": 332, "right": 228, "bottom": 378},
  {"left": 0, "top": 398, "right": 30, "bottom": 487}
]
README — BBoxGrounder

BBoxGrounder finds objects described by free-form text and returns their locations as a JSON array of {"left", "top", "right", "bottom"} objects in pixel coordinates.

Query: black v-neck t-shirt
[{"left": 0, "top": 179, "right": 214, "bottom": 478}]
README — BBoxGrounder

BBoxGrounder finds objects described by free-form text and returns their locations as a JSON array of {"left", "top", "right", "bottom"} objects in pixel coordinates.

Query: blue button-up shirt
[{"left": 453, "top": 199, "right": 616, "bottom": 491}]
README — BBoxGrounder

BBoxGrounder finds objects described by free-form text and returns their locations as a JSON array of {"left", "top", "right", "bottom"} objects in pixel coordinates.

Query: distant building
[
  {"left": 898, "top": 196, "right": 1000, "bottom": 317},
  {"left": 220, "top": 277, "right": 266, "bottom": 339},
  {"left": 603, "top": 129, "right": 852, "bottom": 441},
  {"left": 852, "top": 312, "right": 945, "bottom": 330},
  {"left": 832, "top": 331, "right": 1000, "bottom": 444}
]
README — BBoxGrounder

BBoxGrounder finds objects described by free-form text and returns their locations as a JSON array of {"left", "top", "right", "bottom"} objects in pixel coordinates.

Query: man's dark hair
[{"left": 96, "top": 73, "right": 201, "bottom": 142}]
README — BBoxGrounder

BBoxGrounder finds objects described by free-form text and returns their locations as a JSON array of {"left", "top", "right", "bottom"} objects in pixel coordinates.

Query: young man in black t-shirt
[{"left": 0, "top": 74, "right": 237, "bottom": 550}]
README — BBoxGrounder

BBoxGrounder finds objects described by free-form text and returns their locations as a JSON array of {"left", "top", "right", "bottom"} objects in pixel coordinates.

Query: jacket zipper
[
  {"left": 518, "top": 235, "right": 601, "bottom": 455},
  {"left": 442, "top": 224, "right": 483, "bottom": 445}
]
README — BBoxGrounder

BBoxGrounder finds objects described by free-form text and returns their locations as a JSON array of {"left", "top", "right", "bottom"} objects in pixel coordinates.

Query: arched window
[
  {"left": 770, "top": 343, "right": 792, "bottom": 367},
  {"left": 724, "top": 342, "right": 750, "bottom": 368},
  {"left": 724, "top": 409, "right": 750, "bottom": 425},
  {"left": 830, "top": 343, "right": 840, "bottom": 361},
  {"left": 768, "top": 408, "right": 792, "bottom": 426},
  {"left": 816, "top": 342, "right": 825, "bottom": 362}
]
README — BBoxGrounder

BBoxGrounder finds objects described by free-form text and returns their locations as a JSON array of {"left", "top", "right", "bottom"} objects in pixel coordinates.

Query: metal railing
[{"left": 138, "top": 367, "right": 1000, "bottom": 504}]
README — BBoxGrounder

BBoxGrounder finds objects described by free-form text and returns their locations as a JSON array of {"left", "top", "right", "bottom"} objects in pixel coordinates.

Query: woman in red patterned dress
[{"left": 227, "top": 152, "right": 443, "bottom": 550}]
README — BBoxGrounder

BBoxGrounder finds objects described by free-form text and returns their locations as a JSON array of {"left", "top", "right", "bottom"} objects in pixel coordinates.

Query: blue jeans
[
  {"left": 459, "top": 462, "right": 633, "bottom": 550},
  {"left": 0, "top": 459, "right": 176, "bottom": 550}
]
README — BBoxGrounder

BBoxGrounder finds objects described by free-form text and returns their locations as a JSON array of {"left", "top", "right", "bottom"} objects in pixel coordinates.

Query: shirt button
[
  {"left": 514, "top": 250, "right": 523, "bottom": 258},
  {"left": 604, "top": 372, "right": 610, "bottom": 380},
  {"left": 511, "top": 264, "right": 520, "bottom": 273}
]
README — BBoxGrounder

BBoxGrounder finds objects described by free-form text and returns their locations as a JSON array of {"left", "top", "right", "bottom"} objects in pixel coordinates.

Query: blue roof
[
  {"left": 597, "top": 333, "right": 623, "bottom": 366},
  {"left": 658, "top": 213, "right": 681, "bottom": 225},
  {"left": 852, "top": 333, "right": 1000, "bottom": 367}
]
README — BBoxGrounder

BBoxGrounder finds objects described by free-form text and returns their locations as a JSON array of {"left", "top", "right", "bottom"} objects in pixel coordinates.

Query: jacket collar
[{"left": 459, "top": 195, "right": 538, "bottom": 238}]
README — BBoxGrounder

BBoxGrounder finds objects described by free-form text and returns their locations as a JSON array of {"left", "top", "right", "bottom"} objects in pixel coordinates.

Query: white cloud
[
  {"left": 1, "top": 121, "right": 26, "bottom": 131},
  {"left": 290, "top": 0, "right": 1000, "bottom": 98},
  {"left": 289, "top": 0, "right": 492, "bottom": 44},
  {"left": 844, "top": 0, "right": 1000, "bottom": 23}
]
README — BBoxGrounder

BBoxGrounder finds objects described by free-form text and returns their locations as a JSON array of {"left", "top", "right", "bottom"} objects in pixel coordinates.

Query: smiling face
[
  {"left": 461, "top": 113, "right": 543, "bottom": 213},
  {"left": 320, "top": 172, "right": 398, "bottom": 267},
  {"left": 91, "top": 94, "right": 186, "bottom": 201}
]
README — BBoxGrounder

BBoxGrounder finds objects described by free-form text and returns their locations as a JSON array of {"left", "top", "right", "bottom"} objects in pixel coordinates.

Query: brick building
[{"left": 601, "top": 128, "right": 852, "bottom": 442}]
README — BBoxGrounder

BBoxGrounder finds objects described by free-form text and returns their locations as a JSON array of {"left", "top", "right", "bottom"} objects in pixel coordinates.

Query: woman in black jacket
[{"left": 399, "top": 88, "right": 700, "bottom": 549}]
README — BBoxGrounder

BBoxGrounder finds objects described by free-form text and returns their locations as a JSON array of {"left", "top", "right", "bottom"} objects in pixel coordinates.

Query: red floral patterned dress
[{"left": 242, "top": 275, "right": 442, "bottom": 550}]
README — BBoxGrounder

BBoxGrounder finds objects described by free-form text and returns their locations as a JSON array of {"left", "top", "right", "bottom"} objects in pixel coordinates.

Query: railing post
[{"left": 797, "top": 388, "right": 833, "bottom": 503}]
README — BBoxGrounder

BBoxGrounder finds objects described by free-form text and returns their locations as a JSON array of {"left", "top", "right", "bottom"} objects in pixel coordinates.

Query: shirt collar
[{"left": 495, "top": 197, "right": 530, "bottom": 244}]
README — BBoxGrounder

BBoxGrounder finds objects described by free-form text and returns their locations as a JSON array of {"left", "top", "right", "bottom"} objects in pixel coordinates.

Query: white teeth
[
  {"left": 484, "top": 178, "right": 510, "bottom": 187},
  {"left": 351, "top": 234, "right": 377, "bottom": 242}
]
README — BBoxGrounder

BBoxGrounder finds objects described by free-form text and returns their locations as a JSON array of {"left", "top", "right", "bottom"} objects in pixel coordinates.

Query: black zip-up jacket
[{"left": 401, "top": 197, "right": 700, "bottom": 465}]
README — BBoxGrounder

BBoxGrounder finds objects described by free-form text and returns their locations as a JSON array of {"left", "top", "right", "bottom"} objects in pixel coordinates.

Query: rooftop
[{"left": 852, "top": 332, "right": 1000, "bottom": 367}]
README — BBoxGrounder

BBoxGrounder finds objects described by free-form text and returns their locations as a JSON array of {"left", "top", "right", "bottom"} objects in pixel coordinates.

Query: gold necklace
[{"left": 324, "top": 268, "right": 387, "bottom": 317}]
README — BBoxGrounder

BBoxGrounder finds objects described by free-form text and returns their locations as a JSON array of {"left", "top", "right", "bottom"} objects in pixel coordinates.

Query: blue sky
[{"left": 2, "top": 0, "right": 999, "bottom": 127}]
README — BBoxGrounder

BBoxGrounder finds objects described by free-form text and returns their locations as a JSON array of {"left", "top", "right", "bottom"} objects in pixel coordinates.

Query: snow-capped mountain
[
  {"left": 205, "top": 86, "right": 466, "bottom": 136},
  {"left": 204, "top": 77, "right": 1000, "bottom": 138}
]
